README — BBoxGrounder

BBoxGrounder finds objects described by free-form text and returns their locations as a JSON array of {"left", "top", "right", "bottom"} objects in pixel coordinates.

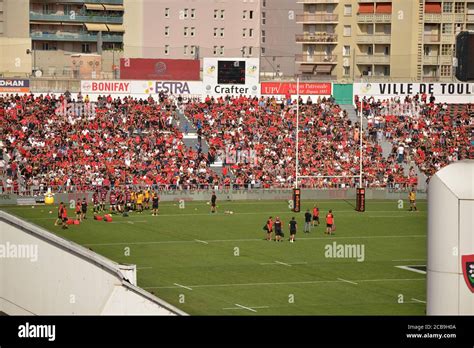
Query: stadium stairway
[
  {"left": 341, "top": 104, "right": 427, "bottom": 191},
  {"left": 174, "top": 109, "right": 227, "bottom": 179}
]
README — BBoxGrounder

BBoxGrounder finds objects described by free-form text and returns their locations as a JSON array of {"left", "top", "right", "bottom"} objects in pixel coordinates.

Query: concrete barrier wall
[
  {"left": 0, "top": 189, "right": 427, "bottom": 206},
  {"left": 0, "top": 211, "right": 186, "bottom": 315}
]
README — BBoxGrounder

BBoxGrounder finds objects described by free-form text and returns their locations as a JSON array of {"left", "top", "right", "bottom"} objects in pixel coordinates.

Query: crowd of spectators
[
  {"left": 0, "top": 93, "right": 218, "bottom": 194},
  {"left": 356, "top": 94, "right": 473, "bottom": 181}
]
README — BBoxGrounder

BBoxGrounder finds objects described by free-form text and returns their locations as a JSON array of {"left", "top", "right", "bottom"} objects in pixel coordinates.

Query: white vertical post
[
  {"left": 359, "top": 99, "right": 363, "bottom": 188},
  {"left": 295, "top": 77, "right": 300, "bottom": 189}
]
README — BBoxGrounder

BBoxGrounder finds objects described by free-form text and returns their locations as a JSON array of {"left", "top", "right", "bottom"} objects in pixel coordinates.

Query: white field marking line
[
  {"left": 395, "top": 265, "right": 427, "bottom": 275},
  {"left": 26, "top": 210, "right": 426, "bottom": 220},
  {"left": 260, "top": 261, "right": 308, "bottom": 266},
  {"left": 411, "top": 298, "right": 426, "bottom": 304},
  {"left": 392, "top": 259, "right": 426, "bottom": 262},
  {"left": 274, "top": 261, "right": 292, "bottom": 267},
  {"left": 337, "top": 278, "right": 358, "bottom": 285},
  {"left": 83, "top": 234, "right": 426, "bottom": 247},
  {"left": 223, "top": 306, "right": 269, "bottom": 311},
  {"left": 144, "top": 278, "right": 424, "bottom": 290},
  {"left": 194, "top": 239, "right": 209, "bottom": 244},
  {"left": 234, "top": 303, "right": 257, "bottom": 313},
  {"left": 173, "top": 283, "right": 193, "bottom": 291},
  {"left": 111, "top": 220, "right": 147, "bottom": 224}
]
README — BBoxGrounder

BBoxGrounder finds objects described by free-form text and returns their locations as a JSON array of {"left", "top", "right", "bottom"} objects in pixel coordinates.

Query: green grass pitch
[{"left": 2, "top": 199, "right": 427, "bottom": 315}]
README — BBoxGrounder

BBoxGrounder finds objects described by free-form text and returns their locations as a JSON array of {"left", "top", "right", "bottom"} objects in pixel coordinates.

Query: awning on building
[
  {"left": 85, "top": 23, "right": 109, "bottom": 31},
  {"left": 85, "top": 3, "right": 105, "bottom": 11},
  {"left": 299, "top": 65, "right": 315, "bottom": 73},
  {"left": 315, "top": 65, "right": 333, "bottom": 73},
  {"left": 30, "top": 21, "right": 62, "bottom": 25},
  {"left": 103, "top": 4, "right": 124, "bottom": 11},
  {"left": 106, "top": 24, "right": 125, "bottom": 32}
]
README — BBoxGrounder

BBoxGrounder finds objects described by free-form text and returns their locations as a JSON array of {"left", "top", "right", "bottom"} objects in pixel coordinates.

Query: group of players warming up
[
  {"left": 90, "top": 188, "right": 161, "bottom": 216},
  {"left": 264, "top": 206, "right": 336, "bottom": 243}
]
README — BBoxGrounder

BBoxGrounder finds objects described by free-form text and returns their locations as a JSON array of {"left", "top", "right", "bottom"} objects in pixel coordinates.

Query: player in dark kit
[
  {"left": 81, "top": 198, "right": 88, "bottom": 220},
  {"left": 289, "top": 217, "right": 297, "bottom": 243},
  {"left": 210, "top": 191, "right": 217, "bottom": 213},
  {"left": 304, "top": 209, "right": 312, "bottom": 233},
  {"left": 75, "top": 201, "right": 82, "bottom": 221},
  {"left": 274, "top": 217, "right": 284, "bottom": 242},
  {"left": 152, "top": 191, "right": 160, "bottom": 216}
]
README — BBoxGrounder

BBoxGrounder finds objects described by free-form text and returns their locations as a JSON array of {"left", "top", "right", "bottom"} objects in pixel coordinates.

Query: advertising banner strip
[
  {"left": 354, "top": 82, "right": 474, "bottom": 97},
  {"left": 0, "top": 79, "right": 30, "bottom": 93},
  {"left": 120, "top": 58, "right": 200, "bottom": 81},
  {"left": 261, "top": 82, "right": 332, "bottom": 95}
]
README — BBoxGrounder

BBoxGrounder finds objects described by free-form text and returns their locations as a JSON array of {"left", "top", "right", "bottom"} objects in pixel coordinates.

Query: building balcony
[
  {"left": 30, "top": 12, "right": 123, "bottom": 24},
  {"left": 296, "top": 14, "right": 338, "bottom": 23},
  {"left": 467, "top": 14, "right": 474, "bottom": 22},
  {"left": 356, "top": 34, "right": 391, "bottom": 44},
  {"left": 356, "top": 54, "right": 390, "bottom": 64},
  {"left": 439, "top": 55, "right": 453, "bottom": 65},
  {"left": 423, "top": 55, "right": 440, "bottom": 65},
  {"left": 52, "top": 0, "right": 123, "bottom": 4},
  {"left": 454, "top": 13, "right": 465, "bottom": 22},
  {"left": 424, "top": 13, "right": 441, "bottom": 22},
  {"left": 357, "top": 14, "right": 392, "bottom": 23},
  {"left": 296, "top": 33, "right": 338, "bottom": 43},
  {"left": 30, "top": 31, "right": 123, "bottom": 42},
  {"left": 295, "top": 54, "right": 338, "bottom": 63},
  {"left": 424, "top": 34, "right": 440, "bottom": 43}
]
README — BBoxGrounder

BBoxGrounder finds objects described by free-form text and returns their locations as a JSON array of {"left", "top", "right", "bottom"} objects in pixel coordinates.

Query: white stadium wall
[
  {"left": 427, "top": 160, "right": 474, "bottom": 315},
  {"left": 0, "top": 211, "right": 187, "bottom": 315}
]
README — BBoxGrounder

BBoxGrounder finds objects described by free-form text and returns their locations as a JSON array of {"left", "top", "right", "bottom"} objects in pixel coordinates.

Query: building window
[
  {"left": 183, "top": 8, "right": 189, "bottom": 18},
  {"left": 343, "top": 25, "right": 351, "bottom": 37},
  {"left": 165, "top": 26, "right": 170, "bottom": 36},
  {"left": 242, "top": 28, "right": 247, "bottom": 37},
  {"left": 443, "top": 2, "right": 452, "bottom": 13},
  {"left": 164, "top": 45, "right": 169, "bottom": 55},
  {"left": 250, "top": 10, "right": 254, "bottom": 19},
  {"left": 213, "top": 28, "right": 218, "bottom": 37},
  {"left": 220, "top": 10, "right": 225, "bottom": 19},
  {"left": 343, "top": 45, "right": 350, "bottom": 56},
  {"left": 249, "top": 28, "right": 254, "bottom": 37},
  {"left": 367, "top": 46, "right": 373, "bottom": 55},
  {"left": 184, "top": 45, "right": 188, "bottom": 55},
  {"left": 263, "top": 0, "right": 266, "bottom": 7},
  {"left": 213, "top": 46, "right": 218, "bottom": 55},
  {"left": 220, "top": 46, "right": 224, "bottom": 55},
  {"left": 384, "top": 46, "right": 390, "bottom": 55},
  {"left": 454, "top": 2, "right": 464, "bottom": 13},
  {"left": 220, "top": 28, "right": 224, "bottom": 37},
  {"left": 191, "top": 8, "right": 196, "bottom": 18},
  {"left": 383, "top": 66, "right": 390, "bottom": 76},
  {"left": 248, "top": 46, "right": 253, "bottom": 55},
  {"left": 261, "top": 47, "right": 265, "bottom": 55},
  {"left": 262, "top": 11, "right": 266, "bottom": 25},
  {"left": 442, "top": 23, "right": 453, "bottom": 34},
  {"left": 441, "top": 65, "right": 451, "bottom": 76},
  {"left": 165, "top": 8, "right": 170, "bottom": 18},
  {"left": 242, "top": 46, "right": 246, "bottom": 56},
  {"left": 190, "top": 27, "right": 195, "bottom": 36},
  {"left": 262, "top": 30, "right": 266, "bottom": 43},
  {"left": 214, "top": 9, "right": 218, "bottom": 19},
  {"left": 343, "top": 66, "right": 350, "bottom": 76},
  {"left": 82, "top": 43, "right": 90, "bottom": 53},
  {"left": 184, "top": 27, "right": 188, "bottom": 37},
  {"left": 243, "top": 10, "right": 247, "bottom": 19},
  {"left": 344, "top": 5, "right": 352, "bottom": 16},
  {"left": 190, "top": 45, "right": 195, "bottom": 56},
  {"left": 441, "top": 44, "right": 452, "bottom": 55}
]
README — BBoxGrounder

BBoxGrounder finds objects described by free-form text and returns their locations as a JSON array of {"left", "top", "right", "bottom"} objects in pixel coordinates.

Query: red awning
[
  {"left": 359, "top": 3, "right": 374, "bottom": 14},
  {"left": 375, "top": 3, "right": 392, "bottom": 14},
  {"left": 425, "top": 2, "right": 442, "bottom": 13}
]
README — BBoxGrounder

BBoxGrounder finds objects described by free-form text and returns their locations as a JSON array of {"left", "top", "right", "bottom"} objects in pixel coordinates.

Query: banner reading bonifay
[{"left": 354, "top": 82, "right": 474, "bottom": 103}]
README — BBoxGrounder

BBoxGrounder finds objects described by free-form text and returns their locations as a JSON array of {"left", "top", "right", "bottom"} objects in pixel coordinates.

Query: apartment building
[
  {"left": 0, "top": 0, "right": 31, "bottom": 77},
  {"left": 125, "top": 0, "right": 261, "bottom": 61},
  {"left": 260, "top": 0, "right": 302, "bottom": 77},
  {"left": 297, "top": 0, "right": 474, "bottom": 81}
]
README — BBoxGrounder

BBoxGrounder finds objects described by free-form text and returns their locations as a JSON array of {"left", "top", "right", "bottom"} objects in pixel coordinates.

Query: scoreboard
[{"left": 217, "top": 60, "right": 246, "bottom": 85}]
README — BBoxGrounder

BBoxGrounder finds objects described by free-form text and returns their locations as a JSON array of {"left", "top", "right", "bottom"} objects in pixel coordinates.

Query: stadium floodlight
[{"left": 427, "top": 160, "right": 474, "bottom": 315}]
